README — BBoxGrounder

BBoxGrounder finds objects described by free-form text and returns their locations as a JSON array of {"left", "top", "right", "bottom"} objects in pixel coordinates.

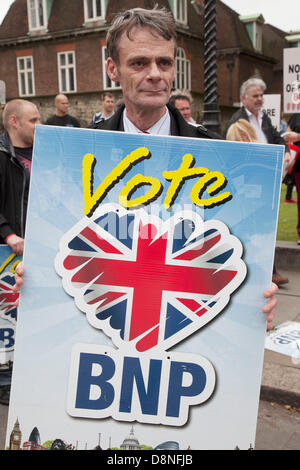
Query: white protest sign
[
  {"left": 283, "top": 48, "right": 300, "bottom": 114},
  {"left": 262, "top": 94, "right": 281, "bottom": 130},
  {"left": 265, "top": 321, "right": 300, "bottom": 360}
]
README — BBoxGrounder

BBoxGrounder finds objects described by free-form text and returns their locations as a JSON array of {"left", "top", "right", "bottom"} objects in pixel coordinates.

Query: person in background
[
  {"left": 0, "top": 99, "right": 40, "bottom": 255},
  {"left": 0, "top": 99, "right": 40, "bottom": 405},
  {"left": 226, "top": 118, "right": 260, "bottom": 142},
  {"left": 283, "top": 169, "right": 296, "bottom": 204},
  {"left": 279, "top": 115, "right": 288, "bottom": 136},
  {"left": 89, "top": 92, "right": 115, "bottom": 126},
  {"left": 46, "top": 94, "right": 80, "bottom": 128},
  {"left": 226, "top": 78, "right": 291, "bottom": 164},
  {"left": 169, "top": 89, "right": 197, "bottom": 125},
  {"left": 283, "top": 113, "right": 300, "bottom": 245},
  {"left": 226, "top": 77, "right": 292, "bottom": 287},
  {"left": 281, "top": 114, "right": 296, "bottom": 203}
]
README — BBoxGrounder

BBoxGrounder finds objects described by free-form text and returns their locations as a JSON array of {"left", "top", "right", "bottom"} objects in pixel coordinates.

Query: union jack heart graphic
[
  {"left": 55, "top": 204, "right": 247, "bottom": 353},
  {"left": 0, "top": 272, "right": 18, "bottom": 324}
]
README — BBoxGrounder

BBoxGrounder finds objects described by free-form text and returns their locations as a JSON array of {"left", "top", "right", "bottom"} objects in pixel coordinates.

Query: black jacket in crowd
[
  {"left": 226, "top": 106, "right": 289, "bottom": 151},
  {"left": 90, "top": 103, "right": 221, "bottom": 140},
  {"left": 0, "top": 132, "right": 27, "bottom": 243}
]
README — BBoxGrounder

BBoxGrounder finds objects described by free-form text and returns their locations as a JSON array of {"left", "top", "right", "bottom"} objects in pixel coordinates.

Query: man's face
[
  {"left": 174, "top": 98, "right": 192, "bottom": 122},
  {"left": 16, "top": 104, "right": 40, "bottom": 147},
  {"left": 241, "top": 86, "right": 264, "bottom": 115},
  {"left": 56, "top": 97, "right": 69, "bottom": 115},
  {"left": 107, "top": 27, "right": 175, "bottom": 115},
  {"left": 103, "top": 96, "right": 115, "bottom": 115}
]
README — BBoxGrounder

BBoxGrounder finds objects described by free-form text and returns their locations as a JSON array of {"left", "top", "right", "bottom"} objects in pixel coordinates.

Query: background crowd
[{"left": 1, "top": 78, "right": 299, "bottom": 285}]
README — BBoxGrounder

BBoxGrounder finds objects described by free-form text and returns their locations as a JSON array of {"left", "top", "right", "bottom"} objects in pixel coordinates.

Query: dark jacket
[
  {"left": 226, "top": 106, "right": 288, "bottom": 150},
  {"left": 0, "top": 132, "right": 27, "bottom": 243},
  {"left": 90, "top": 104, "right": 221, "bottom": 140}
]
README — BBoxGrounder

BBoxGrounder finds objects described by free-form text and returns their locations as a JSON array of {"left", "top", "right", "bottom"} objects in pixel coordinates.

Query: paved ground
[
  {"left": 256, "top": 243, "right": 300, "bottom": 450},
  {"left": 255, "top": 400, "right": 300, "bottom": 450},
  {"left": 260, "top": 265, "right": 300, "bottom": 408}
]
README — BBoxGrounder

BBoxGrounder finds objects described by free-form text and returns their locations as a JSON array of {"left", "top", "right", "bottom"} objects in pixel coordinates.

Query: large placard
[
  {"left": 6, "top": 126, "right": 283, "bottom": 450},
  {"left": 0, "top": 246, "right": 21, "bottom": 367}
]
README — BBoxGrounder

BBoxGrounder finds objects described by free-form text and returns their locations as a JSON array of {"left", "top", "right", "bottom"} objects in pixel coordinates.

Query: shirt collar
[
  {"left": 245, "top": 107, "right": 264, "bottom": 120},
  {"left": 123, "top": 107, "right": 171, "bottom": 135}
]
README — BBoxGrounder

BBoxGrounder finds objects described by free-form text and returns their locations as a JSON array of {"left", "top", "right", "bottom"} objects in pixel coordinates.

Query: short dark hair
[
  {"left": 169, "top": 94, "right": 191, "bottom": 107},
  {"left": 106, "top": 7, "right": 177, "bottom": 64},
  {"left": 101, "top": 92, "right": 114, "bottom": 101},
  {"left": 2, "top": 99, "right": 37, "bottom": 130}
]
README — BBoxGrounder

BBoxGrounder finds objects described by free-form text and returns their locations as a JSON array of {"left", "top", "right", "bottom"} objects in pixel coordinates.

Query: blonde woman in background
[{"left": 226, "top": 119, "right": 260, "bottom": 143}]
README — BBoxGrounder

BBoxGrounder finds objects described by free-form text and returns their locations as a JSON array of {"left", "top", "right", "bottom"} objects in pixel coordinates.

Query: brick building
[
  {"left": 0, "top": 0, "right": 206, "bottom": 126},
  {"left": 215, "top": 2, "right": 293, "bottom": 130},
  {"left": 0, "top": 0, "right": 295, "bottom": 132}
]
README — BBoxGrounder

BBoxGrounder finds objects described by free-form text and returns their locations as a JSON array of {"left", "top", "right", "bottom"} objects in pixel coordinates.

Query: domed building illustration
[{"left": 120, "top": 427, "right": 141, "bottom": 450}]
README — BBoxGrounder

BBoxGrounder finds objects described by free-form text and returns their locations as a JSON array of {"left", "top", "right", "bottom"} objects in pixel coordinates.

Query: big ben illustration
[{"left": 9, "top": 418, "right": 22, "bottom": 450}]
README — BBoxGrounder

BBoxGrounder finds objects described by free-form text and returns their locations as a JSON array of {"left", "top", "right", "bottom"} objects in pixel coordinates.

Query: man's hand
[
  {"left": 283, "top": 131, "right": 300, "bottom": 143},
  {"left": 12, "top": 262, "right": 24, "bottom": 306},
  {"left": 263, "top": 282, "right": 278, "bottom": 330},
  {"left": 6, "top": 234, "right": 24, "bottom": 256},
  {"left": 284, "top": 151, "right": 293, "bottom": 168}
]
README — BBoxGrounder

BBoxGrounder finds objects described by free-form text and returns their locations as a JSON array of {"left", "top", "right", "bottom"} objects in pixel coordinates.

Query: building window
[
  {"left": 84, "top": 0, "right": 105, "bottom": 22},
  {"left": 27, "top": 0, "right": 47, "bottom": 31},
  {"left": 174, "top": 47, "right": 191, "bottom": 90},
  {"left": 17, "top": 56, "right": 35, "bottom": 96},
  {"left": 57, "top": 51, "right": 77, "bottom": 93},
  {"left": 254, "top": 22, "right": 262, "bottom": 52},
  {"left": 240, "top": 14, "right": 264, "bottom": 53},
  {"left": 174, "top": 0, "right": 187, "bottom": 25},
  {"left": 102, "top": 47, "right": 120, "bottom": 89},
  {"left": 244, "top": 22, "right": 262, "bottom": 52},
  {"left": 285, "top": 34, "right": 300, "bottom": 48}
]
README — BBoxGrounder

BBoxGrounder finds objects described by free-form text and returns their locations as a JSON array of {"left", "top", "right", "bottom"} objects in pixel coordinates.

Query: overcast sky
[
  {"left": 0, "top": 1, "right": 299, "bottom": 32},
  {"left": 221, "top": 0, "right": 299, "bottom": 32},
  {"left": 0, "top": 0, "right": 14, "bottom": 26}
]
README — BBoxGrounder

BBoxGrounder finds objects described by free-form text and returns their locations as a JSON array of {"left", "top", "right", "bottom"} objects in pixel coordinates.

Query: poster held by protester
[
  {"left": 0, "top": 246, "right": 21, "bottom": 406},
  {"left": 6, "top": 126, "right": 283, "bottom": 450},
  {"left": 0, "top": 246, "right": 21, "bottom": 366}
]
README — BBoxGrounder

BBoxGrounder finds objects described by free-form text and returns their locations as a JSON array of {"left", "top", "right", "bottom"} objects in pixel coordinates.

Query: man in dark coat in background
[{"left": 226, "top": 77, "right": 292, "bottom": 287}]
